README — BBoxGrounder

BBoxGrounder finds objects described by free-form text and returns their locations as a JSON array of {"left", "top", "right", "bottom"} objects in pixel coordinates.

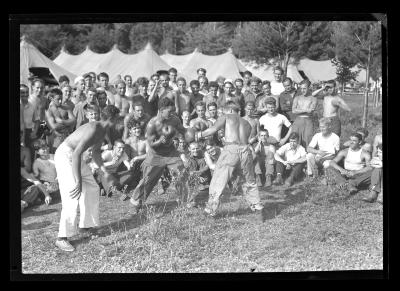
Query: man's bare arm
[
  {"left": 328, "top": 149, "right": 348, "bottom": 172},
  {"left": 280, "top": 126, "right": 292, "bottom": 145},
  {"left": 337, "top": 97, "right": 351, "bottom": 112},
  {"left": 352, "top": 152, "right": 372, "bottom": 175},
  {"left": 62, "top": 109, "right": 77, "bottom": 126},
  {"left": 198, "top": 115, "right": 226, "bottom": 139},
  {"left": 122, "top": 114, "right": 132, "bottom": 141}
]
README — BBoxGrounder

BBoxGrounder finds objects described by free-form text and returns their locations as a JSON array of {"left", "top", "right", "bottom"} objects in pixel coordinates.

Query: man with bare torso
[
  {"left": 312, "top": 80, "right": 351, "bottom": 137},
  {"left": 54, "top": 105, "right": 120, "bottom": 252},
  {"left": 113, "top": 80, "right": 132, "bottom": 116},
  {"left": 242, "top": 101, "right": 260, "bottom": 145},
  {"left": 129, "top": 98, "right": 195, "bottom": 213},
  {"left": 195, "top": 101, "right": 265, "bottom": 221},
  {"left": 45, "top": 88, "right": 76, "bottom": 153}
]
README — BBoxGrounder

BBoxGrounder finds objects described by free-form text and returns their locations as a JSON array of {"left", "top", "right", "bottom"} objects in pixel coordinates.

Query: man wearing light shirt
[
  {"left": 274, "top": 132, "right": 307, "bottom": 187},
  {"left": 259, "top": 97, "right": 292, "bottom": 146},
  {"left": 306, "top": 118, "right": 340, "bottom": 178},
  {"left": 270, "top": 66, "right": 285, "bottom": 96}
]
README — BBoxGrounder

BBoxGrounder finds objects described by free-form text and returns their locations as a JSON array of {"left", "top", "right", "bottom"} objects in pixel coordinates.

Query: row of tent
[{"left": 21, "top": 37, "right": 373, "bottom": 88}]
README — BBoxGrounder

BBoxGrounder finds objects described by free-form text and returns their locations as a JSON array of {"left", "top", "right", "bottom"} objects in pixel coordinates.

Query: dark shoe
[
  {"left": 274, "top": 174, "right": 283, "bottom": 185},
  {"left": 79, "top": 227, "right": 99, "bottom": 239},
  {"left": 348, "top": 185, "right": 358, "bottom": 195},
  {"left": 362, "top": 191, "right": 378, "bottom": 203},
  {"left": 265, "top": 175, "right": 272, "bottom": 187}
]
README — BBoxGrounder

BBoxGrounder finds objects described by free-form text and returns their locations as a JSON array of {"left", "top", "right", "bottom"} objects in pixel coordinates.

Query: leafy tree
[
  {"left": 232, "top": 21, "right": 333, "bottom": 76},
  {"left": 331, "top": 58, "right": 360, "bottom": 96},
  {"left": 114, "top": 23, "right": 133, "bottom": 53},
  {"left": 181, "top": 22, "right": 232, "bottom": 55},
  {"left": 128, "top": 23, "right": 164, "bottom": 53},
  {"left": 332, "top": 21, "right": 382, "bottom": 127},
  {"left": 87, "top": 24, "right": 115, "bottom": 53}
]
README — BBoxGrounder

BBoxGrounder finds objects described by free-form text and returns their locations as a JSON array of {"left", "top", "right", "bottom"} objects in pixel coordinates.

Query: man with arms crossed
[
  {"left": 194, "top": 101, "right": 265, "bottom": 221},
  {"left": 54, "top": 105, "right": 120, "bottom": 252}
]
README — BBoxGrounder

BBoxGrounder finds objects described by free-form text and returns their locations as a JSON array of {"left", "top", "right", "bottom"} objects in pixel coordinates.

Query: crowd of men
[{"left": 20, "top": 66, "right": 383, "bottom": 252}]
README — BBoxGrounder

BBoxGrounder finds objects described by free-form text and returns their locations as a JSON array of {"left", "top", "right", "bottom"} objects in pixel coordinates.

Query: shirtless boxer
[{"left": 195, "top": 101, "right": 265, "bottom": 221}]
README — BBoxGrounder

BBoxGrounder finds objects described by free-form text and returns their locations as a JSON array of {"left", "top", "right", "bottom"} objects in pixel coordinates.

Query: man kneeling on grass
[
  {"left": 273, "top": 132, "right": 307, "bottom": 187},
  {"left": 326, "top": 132, "right": 373, "bottom": 195}
]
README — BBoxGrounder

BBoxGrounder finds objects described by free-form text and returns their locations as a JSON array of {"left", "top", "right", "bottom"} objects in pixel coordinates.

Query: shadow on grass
[
  {"left": 21, "top": 208, "right": 58, "bottom": 219},
  {"left": 21, "top": 220, "right": 53, "bottom": 230}
]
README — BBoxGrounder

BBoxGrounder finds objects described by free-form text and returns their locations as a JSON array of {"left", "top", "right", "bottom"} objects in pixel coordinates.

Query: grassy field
[{"left": 20, "top": 95, "right": 383, "bottom": 274}]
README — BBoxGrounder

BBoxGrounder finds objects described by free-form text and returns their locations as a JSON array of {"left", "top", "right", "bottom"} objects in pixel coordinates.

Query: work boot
[
  {"left": 265, "top": 175, "right": 272, "bottom": 187},
  {"left": 362, "top": 190, "right": 379, "bottom": 203},
  {"left": 274, "top": 173, "right": 283, "bottom": 185},
  {"left": 55, "top": 239, "right": 75, "bottom": 252}
]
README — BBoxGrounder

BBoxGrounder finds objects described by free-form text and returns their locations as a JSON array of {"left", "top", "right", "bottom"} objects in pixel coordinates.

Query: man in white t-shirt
[
  {"left": 274, "top": 132, "right": 307, "bottom": 187},
  {"left": 259, "top": 97, "right": 292, "bottom": 146},
  {"left": 306, "top": 118, "right": 340, "bottom": 178},
  {"left": 270, "top": 66, "right": 285, "bottom": 96}
]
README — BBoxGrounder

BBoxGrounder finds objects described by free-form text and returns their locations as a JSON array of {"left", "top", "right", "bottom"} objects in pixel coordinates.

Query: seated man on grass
[
  {"left": 342, "top": 127, "right": 372, "bottom": 153},
  {"left": 185, "top": 142, "right": 212, "bottom": 208},
  {"left": 32, "top": 145, "right": 59, "bottom": 195},
  {"left": 326, "top": 132, "right": 372, "bottom": 195},
  {"left": 361, "top": 143, "right": 383, "bottom": 203},
  {"left": 306, "top": 117, "right": 340, "bottom": 178},
  {"left": 92, "top": 139, "right": 131, "bottom": 197},
  {"left": 253, "top": 129, "right": 277, "bottom": 187},
  {"left": 274, "top": 132, "right": 307, "bottom": 187}
]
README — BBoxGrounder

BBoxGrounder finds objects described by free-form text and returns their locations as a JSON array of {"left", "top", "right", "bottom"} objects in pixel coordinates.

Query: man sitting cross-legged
[
  {"left": 254, "top": 129, "right": 277, "bottom": 187},
  {"left": 194, "top": 101, "right": 265, "bottom": 221},
  {"left": 326, "top": 132, "right": 372, "bottom": 195},
  {"left": 32, "top": 145, "right": 59, "bottom": 198},
  {"left": 306, "top": 117, "right": 340, "bottom": 178},
  {"left": 274, "top": 132, "right": 307, "bottom": 187},
  {"left": 185, "top": 142, "right": 212, "bottom": 208}
]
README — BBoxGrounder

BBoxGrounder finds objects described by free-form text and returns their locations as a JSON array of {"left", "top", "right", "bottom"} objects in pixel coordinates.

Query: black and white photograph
[{"left": 11, "top": 14, "right": 386, "bottom": 277}]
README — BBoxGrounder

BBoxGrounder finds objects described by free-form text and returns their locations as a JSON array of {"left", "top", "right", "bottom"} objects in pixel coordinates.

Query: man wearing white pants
[{"left": 54, "top": 105, "right": 120, "bottom": 252}]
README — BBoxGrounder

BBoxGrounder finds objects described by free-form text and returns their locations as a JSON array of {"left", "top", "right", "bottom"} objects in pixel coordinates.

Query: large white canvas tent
[
  {"left": 171, "top": 48, "right": 248, "bottom": 82},
  {"left": 160, "top": 49, "right": 199, "bottom": 73},
  {"left": 241, "top": 59, "right": 304, "bottom": 83},
  {"left": 20, "top": 37, "right": 77, "bottom": 86},
  {"left": 296, "top": 58, "right": 337, "bottom": 83}
]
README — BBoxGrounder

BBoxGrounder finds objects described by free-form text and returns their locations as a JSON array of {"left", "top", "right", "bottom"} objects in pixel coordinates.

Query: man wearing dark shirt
[{"left": 279, "top": 77, "right": 297, "bottom": 122}]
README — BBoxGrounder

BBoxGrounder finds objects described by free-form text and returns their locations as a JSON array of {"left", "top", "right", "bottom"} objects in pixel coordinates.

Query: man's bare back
[
  {"left": 223, "top": 114, "right": 252, "bottom": 145},
  {"left": 63, "top": 122, "right": 107, "bottom": 152}
]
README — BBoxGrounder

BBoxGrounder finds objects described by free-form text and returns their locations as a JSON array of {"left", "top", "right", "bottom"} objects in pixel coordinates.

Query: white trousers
[
  {"left": 54, "top": 143, "right": 100, "bottom": 238},
  {"left": 306, "top": 153, "right": 334, "bottom": 175}
]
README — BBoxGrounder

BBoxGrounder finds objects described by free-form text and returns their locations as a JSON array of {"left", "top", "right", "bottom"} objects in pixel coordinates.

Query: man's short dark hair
[
  {"left": 299, "top": 79, "right": 311, "bottom": 87},
  {"left": 198, "top": 76, "right": 209, "bottom": 84},
  {"left": 176, "top": 77, "right": 186, "bottom": 84},
  {"left": 224, "top": 101, "right": 240, "bottom": 113},
  {"left": 261, "top": 80, "right": 271, "bottom": 87},
  {"left": 151, "top": 73, "right": 160, "bottom": 79},
  {"left": 127, "top": 120, "right": 142, "bottom": 130},
  {"left": 197, "top": 68, "right": 206, "bottom": 74},
  {"left": 195, "top": 101, "right": 206, "bottom": 109},
  {"left": 48, "top": 88, "right": 63, "bottom": 100},
  {"left": 243, "top": 71, "right": 252, "bottom": 77},
  {"left": 283, "top": 77, "right": 293, "bottom": 84},
  {"left": 208, "top": 81, "right": 219, "bottom": 89},
  {"left": 83, "top": 73, "right": 91, "bottom": 79},
  {"left": 84, "top": 103, "right": 100, "bottom": 112},
  {"left": 133, "top": 101, "right": 144, "bottom": 109},
  {"left": 274, "top": 66, "right": 284, "bottom": 74},
  {"left": 124, "top": 74, "right": 132, "bottom": 80},
  {"left": 207, "top": 102, "right": 217, "bottom": 109},
  {"left": 250, "top": 77, "right": 261, "bottom": 84},
  {"left": 190, "top": 80, "right": 200, "bottom": 87},
  {"left": 350, "top": 132, "right": 363, "bottom": 142},
  {"left": 101, "top": 105, "right": 120, "bottom": 120},
  {"left": 58, "top": 75, "right": 70, "bottom": 84},
  {"left": 169, "top": 67, "right": 177, "bottom": 74},
  {"left": 356, "top": 127, "right": 369, "bottom": 139},
  {"left": 114, "top": 139, "right": 125, "bottom": 146},
  {"left": 289, "top": 132, "right": 299, "bottom": 141},
  {"left": 136, "top": 77, "right": 149, "bottom": 87},
  {"left": 158, "top": 97, "right": 174, "bottom": 110},
  {"left": 98, "top": 72, "right": 109, "bottom": 81},
  {"left": 265, "top": 97, "right": 276, "bottom": 106},
  {"left": 245, "top": 100, "right": 256, "bottom": 107},
  {"left": 235, "top": 78, "right": 243, "bottom": 84}
]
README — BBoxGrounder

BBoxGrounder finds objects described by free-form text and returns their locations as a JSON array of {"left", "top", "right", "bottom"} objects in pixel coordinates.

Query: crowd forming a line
[{"left": 20, "top": 66, "right": 383, "bottom": 252}]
